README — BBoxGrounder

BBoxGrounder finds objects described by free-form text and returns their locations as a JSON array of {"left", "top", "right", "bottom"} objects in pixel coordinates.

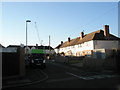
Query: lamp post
[
  {"left": 26, "top": 20, "right": 31, "bottom": 54},
  {"left": 26, "top": 20, "right": 31, "bottom": 47}
]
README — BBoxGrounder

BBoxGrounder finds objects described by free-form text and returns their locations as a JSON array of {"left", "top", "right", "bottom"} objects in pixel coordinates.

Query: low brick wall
[
  {"left": 54, "top": 56, "right": 68, "bottom": 63},
  {"left": 83, "top": 57, "right": 118, "bottom": 71},
  {"left": 54, "top": 56, "right": 84, "bottom": 64},
  {"left": 55, "top": 55, "right": 119, "bottom": 72},
  {"left": 82, "top": 57, "right": 105, "bottom": 71}
]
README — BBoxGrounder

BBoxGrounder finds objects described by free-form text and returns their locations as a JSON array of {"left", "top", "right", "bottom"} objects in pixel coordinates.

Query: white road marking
[
  {"left": 66, "top": 72, "right": 120, "bottom": 80},
  {"left": 66, "top": 72, "right": 94, "bottom": 80}
]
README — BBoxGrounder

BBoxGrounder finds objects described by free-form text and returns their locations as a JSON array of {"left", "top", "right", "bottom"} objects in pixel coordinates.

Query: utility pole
[
  {"left": 48, "top": 35, "right": 51, "bottom": 60},
  {"left": 49, "top": 35, "right": 50, "bottom": 52}
]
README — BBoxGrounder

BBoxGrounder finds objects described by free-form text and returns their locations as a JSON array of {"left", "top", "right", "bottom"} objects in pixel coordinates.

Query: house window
[
  {"left": 78, "top": 44, "right": 82, "bottom": 48},
  {"left": 72, "top": 46, "right": 74, "bottom": 48},
  {"left": 86, "top": 42, "right": 88, "bottom": 46},
  {"left": 87, "top": 51, "right": 91, "bottom": 54},
  {"left": 86, "top": 42, "right": 90, "bottom": 47},
  {"left": 80, "top": 44, "right": 82, "bottom": 47}
]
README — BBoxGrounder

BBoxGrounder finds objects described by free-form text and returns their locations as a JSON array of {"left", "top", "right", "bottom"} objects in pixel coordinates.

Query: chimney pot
[
  {"left": 80, "top": 32, "right": 84, "bottom": 39},
  {"left": 36, "top": 44, "right": 38, "bottom": 48},
  {"left": 68, "top": 37, "right": 70, "bottom": 42}
]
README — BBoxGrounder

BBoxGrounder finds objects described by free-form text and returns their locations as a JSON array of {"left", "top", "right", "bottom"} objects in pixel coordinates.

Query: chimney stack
[
  {"left": 104, "top": 25, "right": 109, "bottom": 37},
  {"left": 36, "top": 44, "right": 38, "bottom": 49},
  {"left": 61, "top": 41, "right": 63, "bottom": 44},
  {"left": 68, "top": 37, "right": 70, "bottom": 42},
  {"left": 80, "top": 32, "right": 84, "bottom": 39}
]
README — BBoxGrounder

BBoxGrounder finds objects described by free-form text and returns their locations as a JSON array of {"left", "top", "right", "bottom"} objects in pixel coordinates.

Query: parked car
[{"left": 29, "top": 54, "right": 46, "bottom": 69}]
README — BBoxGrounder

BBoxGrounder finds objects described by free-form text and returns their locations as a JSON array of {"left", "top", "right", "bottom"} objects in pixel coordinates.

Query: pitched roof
[
  {"left": 56, "top": 29, "right": 120, "bottom": 48},
  {"left": 0, "top": 44, "right": 5, "bottom": 48},
  {"left": 38, "top": 46, "right": 54, "bottom": 50},
  {"left": 7, "top": 45, "right": 21, "bottom": 48},
  {"left": 60, "top": 37, "right": 80, "bottom": 48},
  {"left": 7, "top": 45, "right": 54, "bottom": 50},
  {"left": 54, "top": 44, "right": 62, "bottom": 49}
]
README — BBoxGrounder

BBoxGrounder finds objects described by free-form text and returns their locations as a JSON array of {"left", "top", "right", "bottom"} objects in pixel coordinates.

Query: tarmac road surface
[{"left": 8, "top": 60, "right": 120, "bottom": 89}]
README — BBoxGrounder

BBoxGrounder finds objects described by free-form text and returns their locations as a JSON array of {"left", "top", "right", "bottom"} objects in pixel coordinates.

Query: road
[{"left": 20, "top": 60, "right": 120, "bottom": 88}]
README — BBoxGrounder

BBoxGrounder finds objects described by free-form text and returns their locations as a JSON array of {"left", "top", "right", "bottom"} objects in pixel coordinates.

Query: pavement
[
  {"left": 2, "top": 67, "right": 48, "bottom": 89},
  {"left": 54, "top": 59, "right": 120, "bottom": 75},
  {"left": 2, "top": 60, "right": 119, "bottom": 89},
  {"left": 70, "top": 62, "right": 119, "bottom": 75}
]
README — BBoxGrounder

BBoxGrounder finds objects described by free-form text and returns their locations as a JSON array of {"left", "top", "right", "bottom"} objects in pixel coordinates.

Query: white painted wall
[
  {"left": 57, "top": 40, "right": 120, "bottom": 56},
  {"left": 54, "top": 49, "right": 59, "bottom": 54},
  {"left": 77, "top": 40, "right": 94, "bottom": 51},
  {"left": 94, "top": 40, "right": 119, "bottom": 49},
  {"left": 58, "top": 40, "right": 94, "bottom": 56}
]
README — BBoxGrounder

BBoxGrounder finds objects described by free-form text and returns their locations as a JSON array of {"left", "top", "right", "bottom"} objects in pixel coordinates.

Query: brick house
[{"left": 55, "top": 25, "right": 120, "bottom": 59}]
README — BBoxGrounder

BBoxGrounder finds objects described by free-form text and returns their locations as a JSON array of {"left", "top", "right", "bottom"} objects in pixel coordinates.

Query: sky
[{"left": 1, "top": 1, "right": 119, "bottom": 48}]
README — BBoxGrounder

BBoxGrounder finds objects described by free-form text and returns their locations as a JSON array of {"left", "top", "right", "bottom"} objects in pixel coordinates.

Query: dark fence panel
[
  {"left": 2, "top": 52, "right": 19, "bottom": 77},
  {"left": 116, "top": 50, "right": 120, "bottom": 74}
]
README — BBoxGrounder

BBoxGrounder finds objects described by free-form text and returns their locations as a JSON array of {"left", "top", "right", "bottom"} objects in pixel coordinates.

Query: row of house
[
  {"left": 1, "top": 25, "right": 120, "bottom": 59},
  {"left": 55, "top": 25, "right": 120, "bottom": 59},
  {"left": 1, "top": 44, "right": 55, "bottom": 55}
]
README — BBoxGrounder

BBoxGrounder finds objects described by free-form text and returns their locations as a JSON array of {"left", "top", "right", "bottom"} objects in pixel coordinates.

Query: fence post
[
  {"left": 116, "top": 50, "right": 120, "bottom": 74},
  {"left": 67, "top": 56, "right": 69, "bottom": 64},
  {"left": 18, "top": 48, "right": 25, "bottom": 77}
]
